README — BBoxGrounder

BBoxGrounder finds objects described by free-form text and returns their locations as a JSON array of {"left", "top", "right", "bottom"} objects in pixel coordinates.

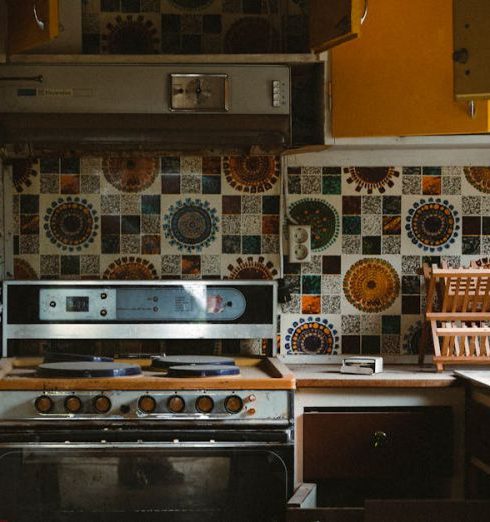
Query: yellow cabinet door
[
  {"left": 7, "top": 0, "right": 59, "bottom": 55},
  {"left": 310, "top": 0, "right": 365, "bottom": 53},
  {"left": 331, "top": 0, "right": 490, "bottom": 137},
  {"left": 454, "top": 0, "right": 490, "bottom": 100}
]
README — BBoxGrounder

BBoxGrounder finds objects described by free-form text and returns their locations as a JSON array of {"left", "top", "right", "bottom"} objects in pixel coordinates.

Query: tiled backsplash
[
  {"left": 7, "top": 156, "right": 490, "bottom": 359},
  {"left": 7, "top": 155, "right": 281, "bottom": 283},
  {"left": 81, "top": 0, "right": 309, "bottom": 54},
  {"left": 279, "top": 165, "right": 490, "bottom": 359}
]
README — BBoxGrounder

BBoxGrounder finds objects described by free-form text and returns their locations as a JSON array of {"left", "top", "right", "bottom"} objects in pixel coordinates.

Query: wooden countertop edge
[{"left": 295, "top": 378, "right": 459, "bottom": 388}]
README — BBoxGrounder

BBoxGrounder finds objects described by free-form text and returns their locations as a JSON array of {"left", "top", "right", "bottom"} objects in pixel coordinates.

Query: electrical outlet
[{"left": 288, "top": 225, "right": 311, "bottom": 263}]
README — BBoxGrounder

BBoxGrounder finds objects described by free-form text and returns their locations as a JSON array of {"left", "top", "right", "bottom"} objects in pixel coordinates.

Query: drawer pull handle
[{"left": 373, "top": 430, "right": 388, "bottom": 448}]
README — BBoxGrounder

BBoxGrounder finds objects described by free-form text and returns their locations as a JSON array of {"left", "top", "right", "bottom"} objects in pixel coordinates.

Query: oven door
[{"left": 0, "top": 437, "right": 292, "bottom": 522}]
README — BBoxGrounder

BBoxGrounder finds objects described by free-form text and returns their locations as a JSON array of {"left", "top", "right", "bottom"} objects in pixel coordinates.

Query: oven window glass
[{"left": 0, "top": 448, "right": 288, "bottom": 522}]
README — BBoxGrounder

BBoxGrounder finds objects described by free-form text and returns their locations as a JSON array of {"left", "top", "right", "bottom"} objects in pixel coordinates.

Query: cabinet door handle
[
  {"left": 33, "top": 1, "right": 45, "bottom": 31},
  {"left": 361, "top": 0, "right": 369, "bottom": 24},
  {"left": 373, "top": 430, "right": 388, "bottom": 448},
  {"left": 468, "top": 100, "right": 477, "bottom": 119}
]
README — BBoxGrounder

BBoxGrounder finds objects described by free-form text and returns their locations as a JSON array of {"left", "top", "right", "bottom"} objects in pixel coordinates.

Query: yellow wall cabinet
[{"left": 331, "top": 0, "right": 490, "bottom": 138}]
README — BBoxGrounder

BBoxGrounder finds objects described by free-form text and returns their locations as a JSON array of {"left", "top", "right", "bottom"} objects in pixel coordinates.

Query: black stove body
[{"left": 0, "top": 281, "right": 293, "bottom": 522}]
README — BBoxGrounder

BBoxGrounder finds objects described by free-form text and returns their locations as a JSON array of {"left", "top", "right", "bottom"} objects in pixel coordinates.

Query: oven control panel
[
  {"left": 0, "top": 390, "right": 291, "bottom": 422},
  {"left": 40, "top": 288, "right": 117, "bottom": 321}
]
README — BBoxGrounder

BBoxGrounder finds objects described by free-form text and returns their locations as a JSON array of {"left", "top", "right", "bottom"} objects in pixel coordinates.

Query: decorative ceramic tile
[
  {"left": 360, "top": 314, "right": 381, "bottom": 334},
  {"left": 401, "top": 196, "right": 462, "bottom": 255},
  {"left": 321, "top": 274, "right": 341, "bottom": 295},
  {"left": 287, "top": 195, "right": 341, "bottom": 254},
  {"left": 223, "top": 156, "right": 280, "bottom": 195},
  {"left": 382, "top": 236, "right": 401, "bottom": 255},
  {"left": 342, "top": 235, "right": 361, "bottom": 255},
  {"left": 162, "top": 196, "right": 221, "bottom": 254},
  {"left": 321, "top": 295, "right": 341, "bottom": 314},
  {"left": 462, "top": 196, "right": 481, "bottom": 215},
  {"left": 342, "top": 255, "right": 401, "bottom": 315},
  {"left": 280, "top": 314, "right": 341, "bottom": 356},
  {"left": 342, "top": 167, "right": 402, "bottom": 195},
  {"left": 402, "top": 176, "right": 421, "bottom": 195},
  {"left": 242, "top": 195, "right": 261, "bottom": 214},
  {"left": 341, "top": 315, "right": 361, "bottom": 335}
]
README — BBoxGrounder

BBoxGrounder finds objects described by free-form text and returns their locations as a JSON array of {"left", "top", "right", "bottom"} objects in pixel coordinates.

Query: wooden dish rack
[{"left": 425, "top": 266, "right": 490, "bottom": 371}]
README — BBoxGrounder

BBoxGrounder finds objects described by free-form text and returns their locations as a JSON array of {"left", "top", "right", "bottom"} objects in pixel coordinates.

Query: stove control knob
[
  {"left": 196, "top": 395, "right": 214, "bottom": 414},
  {"left": 138, "top": 395, "right": 157, "bottom": 414},
  {"left": 65, "top": 395, "right": 82, "bottom": 413},
  {"left": 224, "top": 395, "right": 243, "bottom": 414},
  {"left": 100, "top": 293, "right": 107, "bottom": 299},
  {"left": 167, "top": 395, "right": 185, "bottom": 413},
  {"left": 100, "top": 309, "right": 107, "bottom": 317},
  {"left": 35, "top": 395, "right": 54, "bottom": 414},
  {"left": 93, "top": 395, "right": 111, "bottom": 414},
  {"left": 49, "top": 301, "right": 56, "bottom": 308}
]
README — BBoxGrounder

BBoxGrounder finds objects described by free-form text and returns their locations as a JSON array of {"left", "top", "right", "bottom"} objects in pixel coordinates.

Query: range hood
[{"left": 0, "top": 64, "right": 291, "bottom": 152}]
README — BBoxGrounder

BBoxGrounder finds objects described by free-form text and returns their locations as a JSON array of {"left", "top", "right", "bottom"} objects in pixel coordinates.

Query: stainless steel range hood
[{"left": 0, "top": 64, "right": 291, "bottom": 152}]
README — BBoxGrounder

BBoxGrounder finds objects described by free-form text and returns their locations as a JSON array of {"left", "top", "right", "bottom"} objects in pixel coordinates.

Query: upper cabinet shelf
[{"left": 2, "top": 0, "right": 365, "bottom": 63}]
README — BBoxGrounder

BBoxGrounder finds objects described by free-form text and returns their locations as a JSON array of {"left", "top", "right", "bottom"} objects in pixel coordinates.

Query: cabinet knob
[{"left": 373, "top": 430, "right": 388, "bottom": 448}]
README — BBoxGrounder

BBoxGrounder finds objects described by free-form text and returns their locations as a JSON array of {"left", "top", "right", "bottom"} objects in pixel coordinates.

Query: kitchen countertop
[
  {"left": 453, "top": 370, "right": 490, "bottom": 389},
  {"left": 289, "top": 364, "right": 459, "bottom": 388}
]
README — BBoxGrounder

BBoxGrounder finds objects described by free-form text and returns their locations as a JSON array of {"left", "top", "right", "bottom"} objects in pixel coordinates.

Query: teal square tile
[
  {"left": 322, "top": 175, "right": 341, "bottom": 195},
  {"left": 302, "top": 275, "right": 321, "bottom": 294},
  {"left": 343, "top": 216, "right": 361, "bottom": 235},
  {"left": 141, "top": 195, "right": 160, "bottom": 214},
  {"left": 242, "top": 235, "right": 261, "bottom": 254},
  {"left": 382, "top": 315, "right": 401, "bottom": 334}
]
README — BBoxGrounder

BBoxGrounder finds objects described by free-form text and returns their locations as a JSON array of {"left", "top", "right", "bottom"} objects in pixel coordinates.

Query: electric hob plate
[
  {"left": 44, "top": 352, "right": 114, "bottom": 363},
  {"left": 36, "top": 362, "right": 142, "bottom": 378},
  {"left": 151, "top": 355, "right": 236, "bottom": 371},
  {"left": 167, "top": 364, "right": 240, "bottom": 377}
]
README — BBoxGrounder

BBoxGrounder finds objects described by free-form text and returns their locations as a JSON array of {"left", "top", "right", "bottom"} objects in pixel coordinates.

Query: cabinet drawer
[{"left": 303, "top": 408, "right": 452, "bottom": 480}]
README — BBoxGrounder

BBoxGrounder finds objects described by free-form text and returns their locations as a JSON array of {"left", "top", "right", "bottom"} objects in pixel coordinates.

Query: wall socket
[{"left": 288, "top": 225, "right": 312, "bottom": 263}]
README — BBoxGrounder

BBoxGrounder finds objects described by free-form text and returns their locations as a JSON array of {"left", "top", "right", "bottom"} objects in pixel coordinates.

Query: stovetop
[
  {"left": 0, "top": 357, "right": 294, "bottom": 423},
  {"left": 0, "top": 357, "right": 294, "bottom": 391}
]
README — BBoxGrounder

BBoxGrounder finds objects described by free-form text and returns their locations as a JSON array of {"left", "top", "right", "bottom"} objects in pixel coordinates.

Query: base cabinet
[{"left": 302, "top": 407, "right": 453, "bottom": 507}]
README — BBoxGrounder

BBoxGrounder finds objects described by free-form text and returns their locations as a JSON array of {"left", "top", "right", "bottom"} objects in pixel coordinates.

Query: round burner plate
[
  {"left": 37, "top": 362, "right": 142, "bottom": 378},
  {"left": 151, "top": 355, "right": 236, "bottom": 371},
  {"left": 167, "top": 364, "right": 241, "bottom": 378}
]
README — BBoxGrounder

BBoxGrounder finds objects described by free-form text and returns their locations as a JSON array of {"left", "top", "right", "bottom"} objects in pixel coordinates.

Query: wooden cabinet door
[
  {"left": 310, "top": 0, "right": 365, "bottom": 53},
  {"left": 331, "top": 0, "right": 490, "bottom": 137},
  {"left": 7, "top": 0, "right": 59, "bottom": 55},
  {"left": 454, "top": 0, "right": 490, "bottom": 100}
]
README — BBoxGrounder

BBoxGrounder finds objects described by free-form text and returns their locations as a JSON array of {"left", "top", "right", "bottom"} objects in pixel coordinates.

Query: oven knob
[
  {"left": 65, "top": 395, "right": 82, "bottom": 413},
  {"left": 100, "top": 309, "right": 107, "bottom": 317},
  {"left": 49, "top": 301, "right": 56, "bottom": 308},
  {"left": 35, "top": 395, "right": 54, "bottom": 414},
  {"left": 196, "top": 395, "right": 214, "bottom": 414},
  {"left": 167, "top": 395, "right": 185, "bottom": 413},
  {"left": 101, "top": 292, "right": 107, "bottom": 299},
  {"left": 138, "top": 395, "right": 157, "bottom": 414},
  {"left": 93, "top": 395, "right": 111, "bottom": 414},
  {"left": 224, "top": 395, "right": 243, "bottom": 414}
]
